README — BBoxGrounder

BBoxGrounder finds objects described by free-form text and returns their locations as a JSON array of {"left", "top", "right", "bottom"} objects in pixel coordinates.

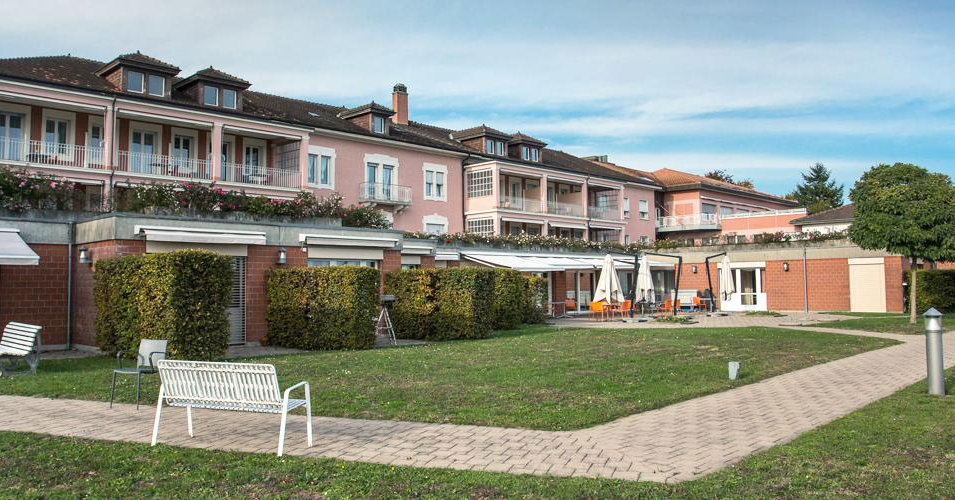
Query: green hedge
[
  {"left": 523, "top": 275, "right": 548, "bottom": 324},
  {"left": 93, "top": 250, "right": 232, "bottom": 360},
  {"left": 383, "top": 270, "right": 436, "bottom": 340},
  {"left": 431, "top": 268, "right": 495, "bottom": 340},
  {"left": 913, "top": 270, "right": 955, "bottom": 314},
  {"left": 266, "top": 267, "right": 379, "bottom": 350},
  {"left": 492, "top": 269, "right": 527, "bottom": 330}
]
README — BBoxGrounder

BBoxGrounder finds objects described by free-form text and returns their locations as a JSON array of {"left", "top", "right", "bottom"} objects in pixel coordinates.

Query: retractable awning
[
  {"left": 0, "top": 228, "right": 39, "bottom": 266},
  {"left": 458, "top": 250, "right": 670, "bottom": 273},
  {"left": 136, "top": 226, "right": 267, "bottom": 245},
  {"left": 462, "top": 254, "right": 559, "bottom": 272}
]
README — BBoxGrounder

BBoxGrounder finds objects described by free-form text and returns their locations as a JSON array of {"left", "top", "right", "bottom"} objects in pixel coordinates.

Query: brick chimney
[{"left": 392, "top": 83, "right": 408, "bottom": 125}]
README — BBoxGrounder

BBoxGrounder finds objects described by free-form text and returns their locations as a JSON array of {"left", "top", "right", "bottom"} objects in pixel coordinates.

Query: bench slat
[
  {"left": 3, "top": 330, "right": 38, "bottom": 340},
  {"left": 1, "top": 337, "right": 36, "bottom": 349},
  {"left": 2, "top": 333, "right": 37, "bottom": 344}
]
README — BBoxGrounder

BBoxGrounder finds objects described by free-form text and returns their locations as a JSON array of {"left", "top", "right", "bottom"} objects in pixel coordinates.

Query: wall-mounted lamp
[
  {"left": 78, "top": 247, "right": 92, "bottom": 265},
  {"left": 691, "top": 265, "right": 698, "bottom": 274},
  {"left": 783, "top": 262, "right": 790, "bottom": 272},
  {"left": 277, "top": 247, "right": 287, "bottom": 265}
]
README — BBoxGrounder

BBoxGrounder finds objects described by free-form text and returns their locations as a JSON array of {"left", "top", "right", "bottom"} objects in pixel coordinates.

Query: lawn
[
  {"left": 815, "top": 314, "right": 929, "bottom": 335},
  {"left": 0, "top": 326, "right": 893, "bottom": 430},
  {"left": 0, "top": 370, "right": 951, "bottom": 498}
]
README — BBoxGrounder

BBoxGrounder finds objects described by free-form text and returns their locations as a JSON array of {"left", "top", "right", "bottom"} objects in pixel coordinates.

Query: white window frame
[
  {"left": 422, "top": 163, "right": 448, "bottom": 201},
  {"left": 466, "top": 217, "right": 494, "bottom": 236},
  {"left": 0, "top": 102, "right": 31, "bottom": 145},
  {"left": 221, "top": 88, "right": 237, "bottom": 110},
  {"left": 41, "top": 108, "right": 76, "bottom": 149},
  {"left": 203, "top": 85, "right": 219, "bottom": 106},
  {"left": 147, "top": 74, "right": 165, "bottom": 97},
  {"left": 467, "top": 169, "right": 493, "bottom": 198},
  {"left": 363, "top": 153, "right": 399, "bottom": 184},
  {"left": 639, "top": 199, "right": 649, "bottom": 220},
  {"left": 243, "top": 137, "right": 267, "bottom": 167},
  {"left": 307, "top": 145, "right": 336, "bottom": 189},
  {"left": 521, "top": 145, "right": 530, "bottom": 160},
  {"left": 423, "top": 214, "right": 449, "bottom": 234},
  {"left": 168, "top": 127, "right": 198, "bottom": 160},
  {"left": 623, "top": 197, "right": 631, "bottom": 218},
  {"left": 126, "top": 70, "right": 145, "bottom": 93},
  {"left": 372, "top": 115, "right": 386, "bottom": 134}
]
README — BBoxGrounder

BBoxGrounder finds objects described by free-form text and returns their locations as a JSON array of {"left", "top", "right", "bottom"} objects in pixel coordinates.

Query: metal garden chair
[{"left": 110, "top": 339, "right": 168, "bottom": 409}]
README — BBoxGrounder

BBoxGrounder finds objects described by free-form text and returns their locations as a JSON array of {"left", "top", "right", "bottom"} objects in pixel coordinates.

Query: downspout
[
  {"left": 108, "top": 97, "right": 117, "bottom": 211},
  {"left": 66, "top": 220, "right": 74, "bottom": 350}
]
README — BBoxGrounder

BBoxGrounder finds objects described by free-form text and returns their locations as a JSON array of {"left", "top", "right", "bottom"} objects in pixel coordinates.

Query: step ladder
[{"left": 376, "top": 305, "right": 397, "bottom": 346}]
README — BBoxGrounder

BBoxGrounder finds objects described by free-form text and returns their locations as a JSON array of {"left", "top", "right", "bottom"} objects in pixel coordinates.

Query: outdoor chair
[
  {"left": 564, "top": 299, "right": 577, "bottom": 315},
  {"left": 110, "top": 339, "right": 168, "bottom": 409},
  {"left": 589, "top": 301, "right": 607, "bottom": 321},
  {"left": 0, "top": 322, "right": 42, "bottom": 376},
  {"left": 691, "top": 296, "right": 702, "bottom": 313}
]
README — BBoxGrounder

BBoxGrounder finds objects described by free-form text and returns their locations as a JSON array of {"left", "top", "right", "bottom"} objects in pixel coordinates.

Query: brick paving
[{"left": 0, "top": 329, "right": 951, "bottom": 483}]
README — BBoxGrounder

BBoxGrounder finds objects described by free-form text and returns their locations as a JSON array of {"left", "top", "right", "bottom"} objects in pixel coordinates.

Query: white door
[
  {"left": 228, "top": 257, "right": 247, "bottom": 345},
  {"left": 849, "top": 259, "right": 887, "bottom": 312}
]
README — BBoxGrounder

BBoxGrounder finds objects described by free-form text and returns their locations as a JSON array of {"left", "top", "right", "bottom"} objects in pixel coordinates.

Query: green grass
[
  {"left": 815, "top": 315, "right": 928, "bottom": 335},
  {"left": 0, "top": 370, "right": 951, "bottom": 498},
  {"left": 0, "top": 326, "right": 893, "bottom": 430}
]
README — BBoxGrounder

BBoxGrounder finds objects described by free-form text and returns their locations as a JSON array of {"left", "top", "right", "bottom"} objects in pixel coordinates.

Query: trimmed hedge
[
  {"left": 914, "top": 270, "right": 955, "bottom": 314},
  {"left": 386, "top": 268, "right": 544, "bottom": 340},
  {"left": 93, "top": 250, "right": 232, "bottom": 360},
  {"left": 266, "top": 266, "right": 379, "bottom": 350}
]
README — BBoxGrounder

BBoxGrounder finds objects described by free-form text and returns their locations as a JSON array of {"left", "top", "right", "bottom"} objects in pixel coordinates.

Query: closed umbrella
[
  {"left": 635, "top": 256, "right": 655, "bottom": 303},
  {"left": 593, "top": 254, "right": 625, "bottom": 304},
  {"left": 718, "top": 255, "right": 735, "bottom": 309}
]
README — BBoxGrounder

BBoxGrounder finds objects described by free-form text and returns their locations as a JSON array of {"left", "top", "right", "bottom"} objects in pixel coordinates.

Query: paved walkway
[
  {"left": 552, "top": 311, "right": 860, "bottom": 329},
  {"left": 1, "top": 328, "right": 951, "bottom": 483}
]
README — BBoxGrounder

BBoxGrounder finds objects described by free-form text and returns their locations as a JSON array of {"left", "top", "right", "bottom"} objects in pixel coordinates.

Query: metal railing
[
  {"left": 221, "top": 162, "right": 301, "bottom": 188},
  {"left": 0, "top": 138, "right": 108, "bottom": 170},
  {"left": 499, "top": 196, "right": 542, "bottom": 213},
  {"left": 588, "top": 205, "right": 621, "bottom": 221},
  {"left": 656, "top": 213, "right": 720, "bottom": 228},
  {"left": 116, "top": 150, "right": 213, "bottom": 180},
  {"left": 546, "top": 200, "right": 584, "bottom": 217},
  {"left": 359, "top": 182, "right": 412, "bottom": 204}
]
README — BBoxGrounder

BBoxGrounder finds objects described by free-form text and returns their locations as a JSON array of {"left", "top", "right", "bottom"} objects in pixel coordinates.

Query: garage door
[{"left": 849, "top": 258, "right": 886, "bottom": 313}]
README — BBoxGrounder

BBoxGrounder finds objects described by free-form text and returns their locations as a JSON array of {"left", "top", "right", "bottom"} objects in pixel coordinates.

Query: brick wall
[
  {"left": 381, "top": 250, "right": 401, "bottom": 289},
  {"left": 0, "top": 244, "right": 70, "bottom": 347},
  {"left": 420, "top": 256, "right": 435, "bottom": 269},
  {"left": 71, "top": 240, "right": 146, "bottom": 348},
  {"left": 884, "top": 256, "right": 904, "bottom": 313},
  {"left": 246, "top": 245, "right": 307, "bottom": 344}
]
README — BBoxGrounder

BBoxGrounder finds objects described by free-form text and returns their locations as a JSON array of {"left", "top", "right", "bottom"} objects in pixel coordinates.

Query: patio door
[
  {"left": 724, "top": 267, "right": 766, "bottom": 311},
  {"left": 0, "top": 112, "right": 24, "bottom": 161},
  {"left": 131, "top": 130, "right": 157, "bottom": 172},
  {"left": 227, "top": 257, "right": 247, "bottom": 345}
]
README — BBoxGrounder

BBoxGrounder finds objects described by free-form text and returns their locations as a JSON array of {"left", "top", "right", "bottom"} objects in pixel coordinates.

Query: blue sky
[{"left": 5, "top": 0, "right": 954, "bottom": 196}]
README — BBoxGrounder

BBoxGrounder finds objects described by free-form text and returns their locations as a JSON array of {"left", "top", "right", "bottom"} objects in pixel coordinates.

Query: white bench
[
  {"left": 151, "top": 360, "right": 312, "bottom": 456},
  {"left": 0, "top": 322, "right": 42, "bottom": 376}
]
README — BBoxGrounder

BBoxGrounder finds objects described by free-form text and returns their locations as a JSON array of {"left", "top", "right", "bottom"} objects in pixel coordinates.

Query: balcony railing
[
  {"left": 588, "top": 205, "right": 621, "bottom": 221},
  {"left": 499, "top": 196, "right": 542, "bottom": 213},
  {"left": 116, "top": 151, "right": 213, "bottom": 180},
  {"left": 359, "top": 182, "right": 412, "bottom": 204},
  {"left": 546, "top": 200, "right": 584, "bottom": 217},
  {"left": 0, "top": 138, "right": 107, "bottom": 170},
  {"left": 656, "top": 213, "right": 720, "bottom": 228},
  {"left": 221, "top": 162, "right": 300, "bottom": 189}
]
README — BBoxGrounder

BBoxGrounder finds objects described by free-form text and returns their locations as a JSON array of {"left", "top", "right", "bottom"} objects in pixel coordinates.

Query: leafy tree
[
  {"left": 788, "top": 163, "right": 844, "bottom": 213},
  {"left": 704, "top": 170, "right": 755, "bottom": 189},
  {"left": 848, "top": 163, "right": 955, "bottom": 322}
]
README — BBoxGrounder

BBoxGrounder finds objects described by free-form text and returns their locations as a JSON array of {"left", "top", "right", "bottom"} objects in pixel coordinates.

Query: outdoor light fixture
[
  {"left": 783, "top": 262, "right": 790, "bottom": 272},
  {"left": 78, "top": 247, "right": 91, "bottom": 264},
  {"left": 691, "top": 265, "right": 698, "bottom": 273},
  {"left": 277, "top": 247, "right": 287, "bottom": 265}
]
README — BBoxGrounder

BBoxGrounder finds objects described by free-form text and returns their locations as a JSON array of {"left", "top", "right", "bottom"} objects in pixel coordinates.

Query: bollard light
[
  {"left": 277, "top": 247, "right": 287, "bottom": 265},
  {"left": 923, "top": 308, "right": 946, "bottom": 396},
  {"left": 728, "top": 361, "right": 741, "bottom": 380}
]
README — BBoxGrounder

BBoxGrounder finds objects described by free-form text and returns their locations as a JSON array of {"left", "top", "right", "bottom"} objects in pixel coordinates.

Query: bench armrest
[{"left": 282, "top": 381, "right": 310, "bottom": 401}]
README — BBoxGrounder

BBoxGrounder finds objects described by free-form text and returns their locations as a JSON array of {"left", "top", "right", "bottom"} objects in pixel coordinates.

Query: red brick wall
[
  {"left": 246, "top": 245, "right": 307, "bottom": 344},
  {"left": 381, "top": 250, "right": 401, "bottom": 290},
  {"left": 0, "top": 244, "right": 69, "bottom": 347},
  {"left": 884, "top": 256, "right": 904, "bottom": 313},
  {"left": 72, "top": 240, "right": 146, "bottom": 348},
  {"left": 420, "top": 256, "right": 435, "bottom": 269}
]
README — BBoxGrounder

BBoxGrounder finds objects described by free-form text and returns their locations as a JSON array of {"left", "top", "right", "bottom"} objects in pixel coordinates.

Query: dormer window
[
  {"left": 147, "top": 75, "right": 164, "bottom": 96},
  {"left": 373, "top": 115, "right": 386, "bottom": 134},
  {"left": 126, "top": 71, "right": 144, "bottom": 93},
  {"left": 485, "top": 138, "right": 505, "bottom": 156},
  {"left": 203, "top": 86, "right": 219, "bottom": 106},
  {"left": 222, "top": 89, "right": 237, "bottom": 109},
  {"left": 521, "top": 145, "right": 540, "bottom": 162}
]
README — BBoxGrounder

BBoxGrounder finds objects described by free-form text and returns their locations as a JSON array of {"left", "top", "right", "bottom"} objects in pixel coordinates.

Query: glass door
[
  {"left": 366, "top": 163, "right": 377, "bottom": 198},
  {"left": 87, "top": 124, "right": 103, "bottom": 166},
  {"left": 738, "top": 269, "right": 758, "bottom": 306},
  {"left": 382, "top": 165, "right": 394, "bottom": 199},
  {"left": 44, "top": 118, "right": 69, "bottom": 157},
  {"left": 130, "top": 130, "right": 157, "bottom": 173},
  {"left": 0, "top": 113, "right": 25, "bottom": 161},
  {"left": 172, "top": 135, "right": 192, "bottom": 174},
  {"left": 244, "top": 146, "right": 262, "bottom": 182}
]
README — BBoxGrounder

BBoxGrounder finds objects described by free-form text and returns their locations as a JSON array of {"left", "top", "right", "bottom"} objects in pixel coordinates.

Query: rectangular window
[
  {"left": 307, "top": 154, "right": 318, "bottom": 184},
  {"left": 423, "top": 166, "right": 447, "bottom": 201},
  {"left": 425, "top": 223, "right": 445, "bottom": 234},
  {"left": 320, "top": 155, "right": 330, "bottom": 185},
  {"left": 222, "top": 89, "right": 237, "bottom": 109},
  {"left": 467, "top": 169, "right": 492, "bottom": 198},
  {"left": 624, "top": 234, "right": 630, "bottom": 244},
  {"left": 531, "top": 148, "right": 539, "bottom": 162},
  {"left": 435, "top": 171, "right": 444, "bottom": 198},
  {"left": 466, "top": 218, "right": 494, "bottom": 236},
  {"left": 44, "top": 119, "right": 69, "bottom": 146},
  {"left": 521, "top": 145, "right": 530, "bottom": 160},
  {"left": 623, "top": 197, "right": 631, "bottom": 218},
  {"left": 639, "top": 199, "right": 649, "bottom": 219},
  {"left": 203, "top": 86, "right": 219, "bottom": 106},
  {"left": 720, "top": 206, "right": 734, "bottom": 217},
  {"left": 373, "top": 115, "right": 385, "bottom": 134},
  {"left": 496, "top": 140, "right": 504, "bottom": 156},
  {"left": 173, "top": 135, "right": 192, "bottom": 159},
  {"left": 126, "top": 71, "right": 144, "bottom": 93},
  {"left": 307, "top": 259, "right": 379, "bottom": 269},
  {"left": 425, "top": 170, "right": 433, "bottom": 197},
  {"left": 485, "top": 139, "right": 494, "bottom": 154},
  {"left": 639, "top": 235, "right": 650, "bottom": 245},
  {"left": 147, "top": 75, "right": 164, "bottom": 96}
]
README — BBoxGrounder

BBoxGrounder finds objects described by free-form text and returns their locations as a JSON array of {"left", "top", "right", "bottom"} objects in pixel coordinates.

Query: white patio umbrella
[
  {"left": 593, "top": 254, "right": 625, "bottom": 304},
  {"left": 718, "top": 254, "right": 735, "bottom": 308},
  {"left": 635, "top": 255, "right": 655, "bottom": 303}
]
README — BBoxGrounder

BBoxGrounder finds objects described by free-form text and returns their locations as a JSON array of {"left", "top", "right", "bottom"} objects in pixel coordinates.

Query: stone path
[
  {"left": 553, "top": 311, "right": 860, "bottom": 330},
  {"left": 0, "top": 329, "right": 951, "bottom": 483}
]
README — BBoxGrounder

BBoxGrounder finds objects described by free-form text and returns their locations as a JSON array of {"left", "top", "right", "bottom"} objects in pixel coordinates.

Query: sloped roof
[
  {"left": 651, "top": 168, "right": 797, "bottom": 205},
  {"left": 451, "top": 124, "right": 511, "bottom": 141},
  {"left": 587, "top": 159, "right": 662, "bottom": 186},
  {"left": 509, "top": 132, "right": 546, "bottom": 146},
  {"left": 97, "top": 52, "right": 181, "bottom": 76},
  {"left": 790, "top": 204, "right": 855, "bottom": 225},
  {"left": 338, "top": 101, "right": 394, "bottom": 119}
]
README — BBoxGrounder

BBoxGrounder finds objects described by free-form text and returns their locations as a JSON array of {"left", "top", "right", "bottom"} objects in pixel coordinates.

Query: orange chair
[
  {"left": 691, "top": 296, "right": 702, "bottom": 313},
  {"left": 616, "top": 300, "right": 632, "bottom": 320},
  {"left": 589, "top": 301, "right": 606, "bottom": 321},
  {"left": 655, "top": 299, "right": 672, "bottom": 315},
  {"left": 564, "top": 299, "right": 577, "bottom": 315}
]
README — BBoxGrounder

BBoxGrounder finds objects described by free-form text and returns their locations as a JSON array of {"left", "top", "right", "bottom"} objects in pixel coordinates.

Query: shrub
[
  {"left": 384, "top": 270, "right": 437, "bottom": 340},
  {"left": 914, "top": 270, "right": 955, "bottom": 314},
  {"left": 93, "top": 250, "right": 232, "bottom": 360},
  {"left": 523, "top": 275, "right": 548, "bottom": 324},
  {"left": 492, "top": 269, "right": 526, "bottom": 330},
  {"left": 266, "top": 267, "right": 379, "bottom": 350},
  {"left": 431, "top": 268, "right": 495, "bottom": 340}
]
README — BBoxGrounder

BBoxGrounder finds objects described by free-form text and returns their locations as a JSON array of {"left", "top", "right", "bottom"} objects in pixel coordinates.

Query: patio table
[{"left": 547, "top": 301, "right": 567, "bottom": 319}]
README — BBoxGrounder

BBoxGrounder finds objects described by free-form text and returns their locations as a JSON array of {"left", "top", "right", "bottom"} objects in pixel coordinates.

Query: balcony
[
  {"left": 221, "top": 162, "right": 300, "bottom": 189},
  {"left": 116, "top": 151, "right": 213, "bottom": 181},
  {"left": 499, "top": 196, "right": 542, "bottom": 213},
  {"left": 546, "top": 200, "right": 584, "bottom": 217},
  {"left": 588, "top": 205, "right": 621, "bottom": 221},
  {"left": 359, "top": 182, "right": 412, "bottom": 205},
  {"left": 0, "top": 138, "right": 107, "bottom": 171},
  {"left": 656, "top": 213, "right": 721, "bottom": 232}
]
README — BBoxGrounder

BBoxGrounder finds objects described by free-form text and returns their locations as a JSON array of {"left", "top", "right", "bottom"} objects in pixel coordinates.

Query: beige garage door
[{"left": 849, "top": 258, "right": 887, "bottom": 313}]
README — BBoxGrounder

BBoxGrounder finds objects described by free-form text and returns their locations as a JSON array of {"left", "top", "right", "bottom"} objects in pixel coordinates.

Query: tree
[
  {"left": 848, "top": 163, "right": 955, "bottom": 323},
  {"left": 788, "top": 163, "right": 844, "bottom": 213},
  {"left": 704, "top": 170, "right": 755, "bottom": 189}
]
